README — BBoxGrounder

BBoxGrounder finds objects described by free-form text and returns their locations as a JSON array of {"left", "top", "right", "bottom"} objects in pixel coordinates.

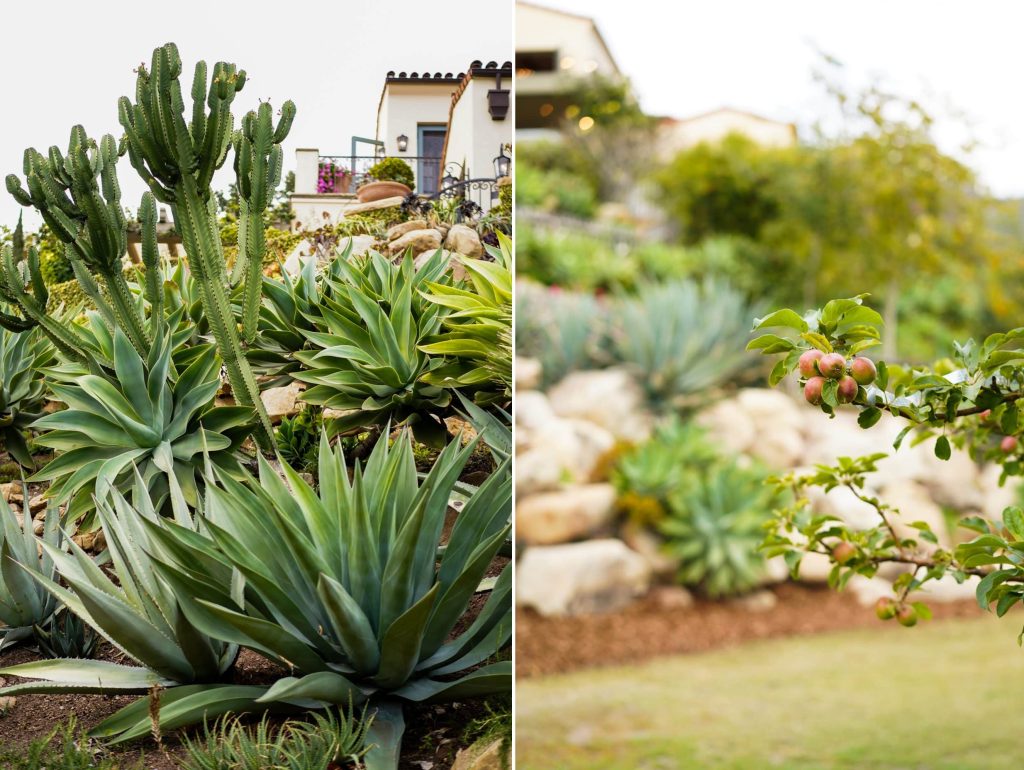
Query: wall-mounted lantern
[
  {"left": 493, "top": 145, "right": 511, "bottom": 179},
  {"left": 396, "top": 134, "right": 409, "bottom": 152},
  {"left": 487, "top": 73, "right": 510, "bottom": 121}
]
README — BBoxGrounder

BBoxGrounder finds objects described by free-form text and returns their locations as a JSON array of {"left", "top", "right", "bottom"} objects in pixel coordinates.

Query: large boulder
[
  {"left": 343, "top": 196, "right": 404, "bottom": 216},
  {"left": 413, "top": 248, "right": 467, "bottom": 281},
  {"left": 515, "top": 356, "right": 542, "bottom": 391},
  {"left": 516, "top": 483, "right": 617, "bottom": 545},
  {"left": 515, "top": 390, "right": 556, "bottom": 435},
  {"left": 804, "top": 482, "right": 882, "bottom": 530},
  {"left": 516, "top": 539, "right": 651, "bottom": 616},
  {"left": 546, "top": 368, "right": 652, "bottom": 443},
  {"left": 697, "top": 389, "right": 805, "bottom": 468},
  {"left": 694, "top": 400, "right": 756, "bottom": 456},
  {"left": 879, "top": 479, "right": 951, "bottom": 549},
  {"left": 445, "top": 224, "right": 484, "bottom": 258},
  {"left": 336, "top": 234, "right": 376, "bottom": 260},
  {"left": 388, "top": 227, "right": 442, "bottom": 256},
  {"left": 385, "top": 219, "right": 427, "bottom": 242},
  {"left": 452, "top": 737, "right": 507, "bottom": 770},
  {"left": 526, "top": 417, "right": 616, "bottom": 484},
  {"left": 260, "top": 381, "right": 305, "bottom": 423}
]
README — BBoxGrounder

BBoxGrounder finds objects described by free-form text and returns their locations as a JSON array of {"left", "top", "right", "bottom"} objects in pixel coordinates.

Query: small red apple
[
  {"left": 798, "top": 349, "right": 825, "bottom": 378},
  {"left": 818, "top": 352, "right": 847, "bottom": 380},
  {"left": 836, "top": 376, "right": 858, "bottom": 404},
  {"left": 1001, "top": 436, "right": 1018, "bottom": 454},
  {"left": 875, "top": 597, "right": 897, "bottom": 620},
  {"left": 850, "top": 357, "right": 877, "bottom": 386},
  {"left": 979, "top": 409, "right": 992, "bottom": 423},
  {"left": 896, "top": 604, "right": 918, "bottom": 627},
  {"left": 804, "top": 376, "right": 826, "bottom": 405},
  {"left": 832, "top": 542, "right": 856, "bottom": 564}
]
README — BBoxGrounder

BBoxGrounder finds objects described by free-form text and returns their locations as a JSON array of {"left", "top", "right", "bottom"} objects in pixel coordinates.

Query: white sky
[
  {"left": 537, "top": 0, "right": 1024, "bottom": 198},
  {"left": 0, "top": 0, "right": 512, "bottom": 230}
]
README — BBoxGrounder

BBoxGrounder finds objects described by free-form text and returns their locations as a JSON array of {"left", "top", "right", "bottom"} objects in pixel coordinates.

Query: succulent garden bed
[{"left": 0, "top": 43, "right": 512, "bottom": 770}]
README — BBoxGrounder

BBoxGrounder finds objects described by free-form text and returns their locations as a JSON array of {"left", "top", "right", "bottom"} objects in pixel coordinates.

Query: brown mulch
[{"left": 515, "top": 582, "right": 987, "bottom": 679}]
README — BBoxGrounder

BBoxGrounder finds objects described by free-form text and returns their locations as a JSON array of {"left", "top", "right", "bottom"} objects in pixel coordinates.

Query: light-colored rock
[
  {"left": 979, "top": 464, "right": 1022, "bottom": 521},
  {"left": 413, "top": 249, "right": 467, "bottom": 281},
  {"left": 731, "top": 589, "right": 778, "bottom": 612},
  {"left": 762, "top": 555, "right": 792, "bottom": 584},
  {"left": 445, "top": 224, "right": 483, "bottom": 258},
  {"left": 516, "top": 483, "right": 617, "bottom": 545},
  {"left": 695, "top": 400, "right": 756, "bottom": 456},
  {"left": 260, "top": 381, "right": 305, "bottom": 423},
  {"left": 388, "top": 228, "right": 442, "bottom": 256},
  {"left": 73, "top": 530, "right": 106, "bottom": 552},
  {"left": 515, "top": 357, "right": 542, "bottom": 391},
  {"left": 795, "top": 552, "right": 834, "bottom": 582},
  {"left": 547, "top": 368, "right": 652, "bottom": 443},
  {"left": 910, "top": 574, "right": 980, "bottom": 604},
  {"left": 0, "top": 483, "right": 14, "bottom": 503},
  {"left": 879, "top": 479, "right": 951, "bottom": 549},
  {"left": 516, "top": 539, "right": 651, "bottom": 616},
  {"left": 736, "top": 388, "right": 806, "bottom": 433},
  {"left": 385, "top": 219, "right": 427, "bottom": 241},
  {"left": 283, "top": 239, "right": 313, "bottom": 276},
  {"left": 452, "top": 737, "right": 507, "bottom": 770},
  {"left": 848, "top": 574, "right": 895, "bottom": 607},
  {"left": 534, "top": 418, "right": 616, "bottom": 483},
  {"left": 649, "top": 584, "right": 694, "bottom": 610},
  {"left": 515, "top": 448, "right": 565, "bottom": 498},
  {"left": 515, "top": 390, "right": 556, "bottom": 434},
  {"left": 336, "top": 234, "right": 376, "bottom": 259},
  {"left": 27, "top": 495, "right": 45, "bottom": 514},
  {"left": 622, "top": 524, "right": 680, "bottom": 580},
  {"left": 805, "top": 483, "right": 882, "bottom": 531},
  {"left": 343, "top": 196, "right": 404, "bottom": 216},
  {"left": 748, "top": 428, "right": 804, "bottom": 469}
]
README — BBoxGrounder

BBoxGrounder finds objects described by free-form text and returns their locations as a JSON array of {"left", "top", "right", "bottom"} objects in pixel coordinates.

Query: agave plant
[
  {"left": 514, "top": 282, "right": 604, "bottom": 388},
  {"left": 0, "top": 474, "right": 240, "bottom": 704},
  {"left": 295, "top": 250, "right": 455, "bottom": 446},
  {"left": 30, "top": 323, "right": 250, "bottom": 520},
  {"left": 419, "top": 234, "right": 512, "bottom": 405},
  {"left": 659, "top": 460, "right": 776, "bottom": 598},
  {"left": 606, "top": 278, "right": 758, "bottom": 409},
  {"left": 0, "top": 491, "right": 64, "bottom": 650},
  {"left": 0, "top": 321, "right": 55, "bottom": 468},
  {"left": 33, "top": 608, "right": 99, "bottom": 660},
  {"left": 142, "top": 429, "right": 512, "bottom": 768}
]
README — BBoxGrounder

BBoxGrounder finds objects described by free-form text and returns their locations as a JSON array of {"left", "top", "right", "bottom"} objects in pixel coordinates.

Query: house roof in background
[{"left": 515, "top": 1, "right": 621, "bottom": 75}]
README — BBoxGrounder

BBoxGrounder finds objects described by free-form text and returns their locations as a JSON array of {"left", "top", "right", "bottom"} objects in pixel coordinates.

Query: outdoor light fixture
[
  {"left": 487, "top": 73, "right": 510, "bottom": 121},
  {"left": 396, "top": 134, "right": 408, "bottom": 152},
  {"left": 493, "top": 145, "right": 511, "bottom": 179},
  {"left": 442, "top": 171, "right": 458, "bottom": 191}
]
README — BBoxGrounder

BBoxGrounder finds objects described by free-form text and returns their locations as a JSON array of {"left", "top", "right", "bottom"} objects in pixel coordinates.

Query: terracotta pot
[{"left": 356, "top": 180, "right": 412, "bottom": 202}]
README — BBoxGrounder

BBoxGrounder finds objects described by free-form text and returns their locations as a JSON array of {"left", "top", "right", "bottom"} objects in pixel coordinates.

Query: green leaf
[
  {"left": 934, "top": 435, "right": 951, "bottom": 461},
  {"left": 858, "top": 407, "right": 882, "bottom": 429},
  {"left": 753, "top": 309, "right": 808, "bottom": 332},
  {"left": 1003, "top": 507, "right": 1024, "bottom": 541}
]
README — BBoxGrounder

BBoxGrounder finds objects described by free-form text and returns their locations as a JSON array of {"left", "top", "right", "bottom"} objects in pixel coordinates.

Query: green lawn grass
[{"left": 516, "top": 615, "right": 1024, "bottom": 770}]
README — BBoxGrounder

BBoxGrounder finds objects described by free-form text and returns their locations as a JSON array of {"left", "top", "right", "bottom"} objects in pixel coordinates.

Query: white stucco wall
[
  {"left": 444, "top": 78, "right": 513, "bottom": 182},
  {"left": 376, "top": 82, "right": 454, "bottom": 156},
  {"left": 660, "top": 109, "right": 797, "bottom": 157},
  {"left": 516, "top": 2, "right": 618, "bottom": 96}
]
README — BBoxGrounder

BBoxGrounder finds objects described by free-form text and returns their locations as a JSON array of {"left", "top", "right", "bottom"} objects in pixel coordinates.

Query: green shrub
[
  {"left": 514, "top": 282, "right": 603, "bottom": 387},
  {"left": 0, "top": 719, "right": 138, "bottom": 770},
  {"left": 606, "top": 279, "right": 758, "bottom": 410},
  {"left": 367, "top": 157, "right": 414, "bottom": 189},
  {"left": 275, "top": 405, "right": 322, "bottom": 472},
  {"left": 516, "top": 166, "right": 597, "bottom": 219},
  {"left": 181, "top": 707, "right": 372, "bottom": 770}
]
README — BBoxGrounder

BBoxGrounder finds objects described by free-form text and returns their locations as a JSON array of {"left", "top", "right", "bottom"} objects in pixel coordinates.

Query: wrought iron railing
[
  {"left": 431, "top": 177, "right": 502, "bottom": 218},
  {"left": 316, "top": 155, "right": 443, "bottom": 195}
]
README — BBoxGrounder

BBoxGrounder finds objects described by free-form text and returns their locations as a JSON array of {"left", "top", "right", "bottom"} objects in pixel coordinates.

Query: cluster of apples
[
  {"left": 798, "top": 349, "right": 876, "bottom": 406},
  {"left": 875, "top": 597, "right": 918, "bottom": 627}
]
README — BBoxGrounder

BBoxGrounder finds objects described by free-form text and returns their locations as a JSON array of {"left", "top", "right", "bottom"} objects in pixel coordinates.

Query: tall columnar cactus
[
  {"left": 118, "top": 43, "right": 294, "bottom": 446},
  {"left": 6, "top": 128, "right": 150, "bottom": 355}
]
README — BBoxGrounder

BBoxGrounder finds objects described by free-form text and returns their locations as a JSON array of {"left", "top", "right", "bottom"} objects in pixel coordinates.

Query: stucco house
[
  {"left": 515, "top": 0, "right": 622, "bottom": 135},
  {"left": 659, "top": 107, "right": 797, "bottom": 157},
  {"left": 291, "top": 60, "right": 512, "bottom": 229}
]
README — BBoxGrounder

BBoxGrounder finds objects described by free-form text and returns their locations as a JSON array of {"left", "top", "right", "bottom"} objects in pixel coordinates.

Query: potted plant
[
  {"left": 317, "top": 160, "right": 352, "bottom": 194},
  {"left": 356, "top": 157, "right": 415, "bottom": 202}
]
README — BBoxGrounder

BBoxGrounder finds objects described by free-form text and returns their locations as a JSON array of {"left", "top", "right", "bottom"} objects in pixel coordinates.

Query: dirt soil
[{"left": 516, "top": 582, "right": 987, "bottom": 679}]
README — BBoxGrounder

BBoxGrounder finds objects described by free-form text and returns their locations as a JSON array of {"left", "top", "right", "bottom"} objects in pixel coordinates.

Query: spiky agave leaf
[
  {"left": 419, "top": 234, "right": 512, "bottom": 405},
  {"left": 0, "top": 475, "right": 241, "bottom": 720},
  {"left": 0, "top": 491, "right": 64, "bottom": 650},
  {"left": 29, "top": 325, "right": 250, "bottom": 520},
  {"left": 140, "top": 429, "right": 511, "bottom": 767},
  {"left": 294, "top": 250, "right": 454, "bottom": 446},
  {"left": 0, "top": 318, "right": 56, "bottom": 468}
]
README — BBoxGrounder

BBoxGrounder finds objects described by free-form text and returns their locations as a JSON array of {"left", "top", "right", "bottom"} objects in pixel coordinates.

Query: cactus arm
[{"left": 139, "top": 192, "right": 164, "bottom": 336}]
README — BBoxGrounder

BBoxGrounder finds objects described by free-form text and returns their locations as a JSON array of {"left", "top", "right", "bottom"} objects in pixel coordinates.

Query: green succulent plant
[
  {"left": 514, "top": 283, "right": 603, "bottom": 388},
  {"left": 0, "top": 474, "right": 240, "bottom": 715},
  {"left": 295, "top": 250, "right": 455, "bottom": 446},
  {"left": 420, "top": 234, "right": 512, "bottom": 405},
  {"left": 0, "top": 491, "right": 64, "bottom": 651},
  {"left": 0, "top": 321, "right": 56, "bottom": 468},
  {"left": 607, "top": 279, "right": 758, "bottom": 409},
  {"left": 33, "top": 608, "right": 99, "bottom": 660},
  {"left": 659, "top": 460, "right": 776, "bottom": 598},
  {"left": 182, "top": 705, "right": 372, "bottom": 770},
  {"left": 141, "top": 429, "right": 511, "bottom": 768},
  {"left": 30, "top": 324, "right": 250, "bottom": 520},
  {"left": 275, "top": 405, "right": 322, "bottom": 472}
]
